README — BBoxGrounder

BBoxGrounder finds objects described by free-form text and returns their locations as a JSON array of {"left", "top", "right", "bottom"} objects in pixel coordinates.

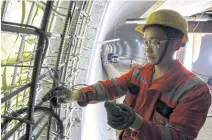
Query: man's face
[{"left": 143, "top": 27, "right": 176, "bottom": 65}]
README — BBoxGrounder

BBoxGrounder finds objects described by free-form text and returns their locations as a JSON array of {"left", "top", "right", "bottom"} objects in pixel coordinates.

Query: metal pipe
[
  {"left": 25, "top": 1, "right": 53, "bottom": 139},
  {"left": 207, "top": 114, "right": 212, "bottom": 117},
  {"left": 126, "top": 15, "right": 212, "bottom": 24},
  {"left": 1, "top": 0, "right": 9, "bottom": 21}
]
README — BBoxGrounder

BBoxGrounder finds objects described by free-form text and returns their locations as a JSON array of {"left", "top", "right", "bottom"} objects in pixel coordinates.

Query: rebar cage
[{"left": 1, "top": 0, "right": 107, "bottom": 139}]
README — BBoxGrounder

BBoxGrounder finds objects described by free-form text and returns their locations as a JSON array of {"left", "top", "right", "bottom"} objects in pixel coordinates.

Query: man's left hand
[{"left": 104, "top": 101, "right": 138, "bottom": 130}]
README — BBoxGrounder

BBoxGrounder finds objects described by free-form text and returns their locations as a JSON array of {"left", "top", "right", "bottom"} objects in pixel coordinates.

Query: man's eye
[
  {"left": 143, "top": 41, "right": 149, "bottom": 46},
  {"left": 156, "top": 42, "right": 161, "bottom": 45},
  {"left": 152, "top": 41, "right": 160, "bottom": 45}
]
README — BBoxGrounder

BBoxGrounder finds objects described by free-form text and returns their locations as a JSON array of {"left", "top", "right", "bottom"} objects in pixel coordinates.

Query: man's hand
[
  {"left": 104, "top": 101, "right": 136, "bottom": 130},
  {"left": 42, "top": 86, "right": 81, "bottom": 105}
]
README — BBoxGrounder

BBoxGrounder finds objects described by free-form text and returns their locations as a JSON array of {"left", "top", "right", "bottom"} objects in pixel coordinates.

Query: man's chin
[{"left": 147, "top": 60, "right": 156, "bottom": 65}]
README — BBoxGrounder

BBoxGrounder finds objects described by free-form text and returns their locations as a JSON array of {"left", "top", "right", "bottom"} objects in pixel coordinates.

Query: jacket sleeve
[
  {"left": 77, "top": 64, "right": 139, "bottom": 107},
  {"left": 130, "top": 84, "right": 211, "bottom": 140}
]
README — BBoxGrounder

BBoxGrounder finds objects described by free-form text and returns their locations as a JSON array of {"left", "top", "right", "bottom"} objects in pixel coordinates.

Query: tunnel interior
[{"left": 1, "top": 1, "right": 212, "bottom": 140}]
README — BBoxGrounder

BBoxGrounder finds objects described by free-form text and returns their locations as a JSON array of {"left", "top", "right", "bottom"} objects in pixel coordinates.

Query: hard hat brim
[
  {"left": 135, "top": 24, "right": 145, "bottom": 34},
  {"left": 135, "top": 24, "right": 188, "bottom": 43}
]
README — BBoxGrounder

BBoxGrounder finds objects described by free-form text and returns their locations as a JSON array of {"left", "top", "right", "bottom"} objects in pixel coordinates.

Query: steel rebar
[
  {"left": 36, "top": 1, "right": 66, "bottom": 19},
  {"left": 1, "top": 115, "right": 34, "bottom": 124},
  {"left": 1, "top": 121, "right": 23, "bottom": 140},
  {"left": 1, "top": 0, "right": 9, "bottom": 21},
  {"left": 1, "top": 83, "right": 31, "bottom": 103},
  {"left": 62, "top": 1, "right": 84, "bottom": 82},
  {"left": 34, "top": 121, "right": 48, "bottom": 140},
  {"left": 1, "top": 73, "right": 47, "bottom": 103},
  {"left": 55, "top": 1, "right": 74, "bottom": 74},
  {"left": 25, "top": 1, "right": 53, "bottom": 139}
]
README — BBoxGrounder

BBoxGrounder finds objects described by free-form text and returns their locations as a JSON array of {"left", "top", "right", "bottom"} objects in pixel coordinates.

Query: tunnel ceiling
[
  {"left": 105, "top": 1, "right": 156, "bottom": 45},
  {"left": 104, "top": 1, "right": 212, "bottom": 57}
]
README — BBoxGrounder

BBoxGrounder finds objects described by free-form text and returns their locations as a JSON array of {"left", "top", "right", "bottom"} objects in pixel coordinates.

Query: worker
[{"left": 46, "top": 9, "right": 211, "bottom": 140}]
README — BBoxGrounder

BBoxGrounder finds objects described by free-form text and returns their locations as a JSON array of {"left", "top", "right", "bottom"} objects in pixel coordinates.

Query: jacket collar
[{"left": 145, "top": 60, "right": 185, "bottom": 92}]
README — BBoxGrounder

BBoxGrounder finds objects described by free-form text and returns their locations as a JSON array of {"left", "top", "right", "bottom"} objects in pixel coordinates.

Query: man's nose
[{"left": 145, "top": 46, "right": 153, "bottom": 54}]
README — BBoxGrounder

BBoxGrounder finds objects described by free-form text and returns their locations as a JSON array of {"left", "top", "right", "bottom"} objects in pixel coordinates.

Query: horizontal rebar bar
[
  {"left": 1, "top": 115, "right": 34, "bottom": 124},
  {"left": 1, "top": 73, "right": 46, "bottom": 103}
]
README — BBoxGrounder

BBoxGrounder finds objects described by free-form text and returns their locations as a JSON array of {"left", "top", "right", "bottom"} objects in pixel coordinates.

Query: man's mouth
[{"left": 147, "top": 56, "right": 155, "bottom": 59}]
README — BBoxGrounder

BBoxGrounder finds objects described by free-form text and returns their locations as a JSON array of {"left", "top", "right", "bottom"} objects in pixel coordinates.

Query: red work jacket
[{"left": 78, "top": 60, "right": 211, "bottom": 140}]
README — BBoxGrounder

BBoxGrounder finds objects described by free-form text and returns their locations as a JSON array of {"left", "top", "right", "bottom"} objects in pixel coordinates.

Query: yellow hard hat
[{"left": 135, "top": 9, "right": 188, "bottom": 42}]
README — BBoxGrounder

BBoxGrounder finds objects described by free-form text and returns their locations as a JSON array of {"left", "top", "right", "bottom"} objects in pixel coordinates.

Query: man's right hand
[{"left": 42, "top": 86, "right": 81, "bottom": 104}]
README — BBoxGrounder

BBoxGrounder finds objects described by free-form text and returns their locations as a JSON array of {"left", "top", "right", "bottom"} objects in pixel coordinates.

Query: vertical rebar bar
[
  {"left": 61, "top": 1, "right": 76, "bottom": 82},
  {"left": 55, "top": 1, "right": 74, "bottom": 73},
  {"left": 70, "top": 0, "right": 86, "bottom": 83},
  {"left": 3, "top": 2, "right": 36, "bottom": 135},
  {"left": 60, "top": 1, "right": 85, "bottom": 137},
  {"left": 25, "top": 1, "right": 53, "bottom": 139},
  {"left": 1, "top": 0, "right": 9, "bottom": 120},
  {"left": 62, "top": 1, "right": 85, "bottom": 83},
  {"left": 73, "top": 0, "right": 91, "bottom": 83},
  {"left": 5, "top": 1, "right": 36, "bottom": 136},
  {"left": 16, "top": 1, "right": 36, "bottom": 107},
  {"left": 16, "top": 2, "right": 37, "bottom": 137},
  {"left": 1, "top": 0, "right": 9, "bottom": 21},
  {"left": 46, "top": 2, "right": 75, "bottom": 140},
  {"left": 21, "top": 43, "right": 37, "bottom": 107}
]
